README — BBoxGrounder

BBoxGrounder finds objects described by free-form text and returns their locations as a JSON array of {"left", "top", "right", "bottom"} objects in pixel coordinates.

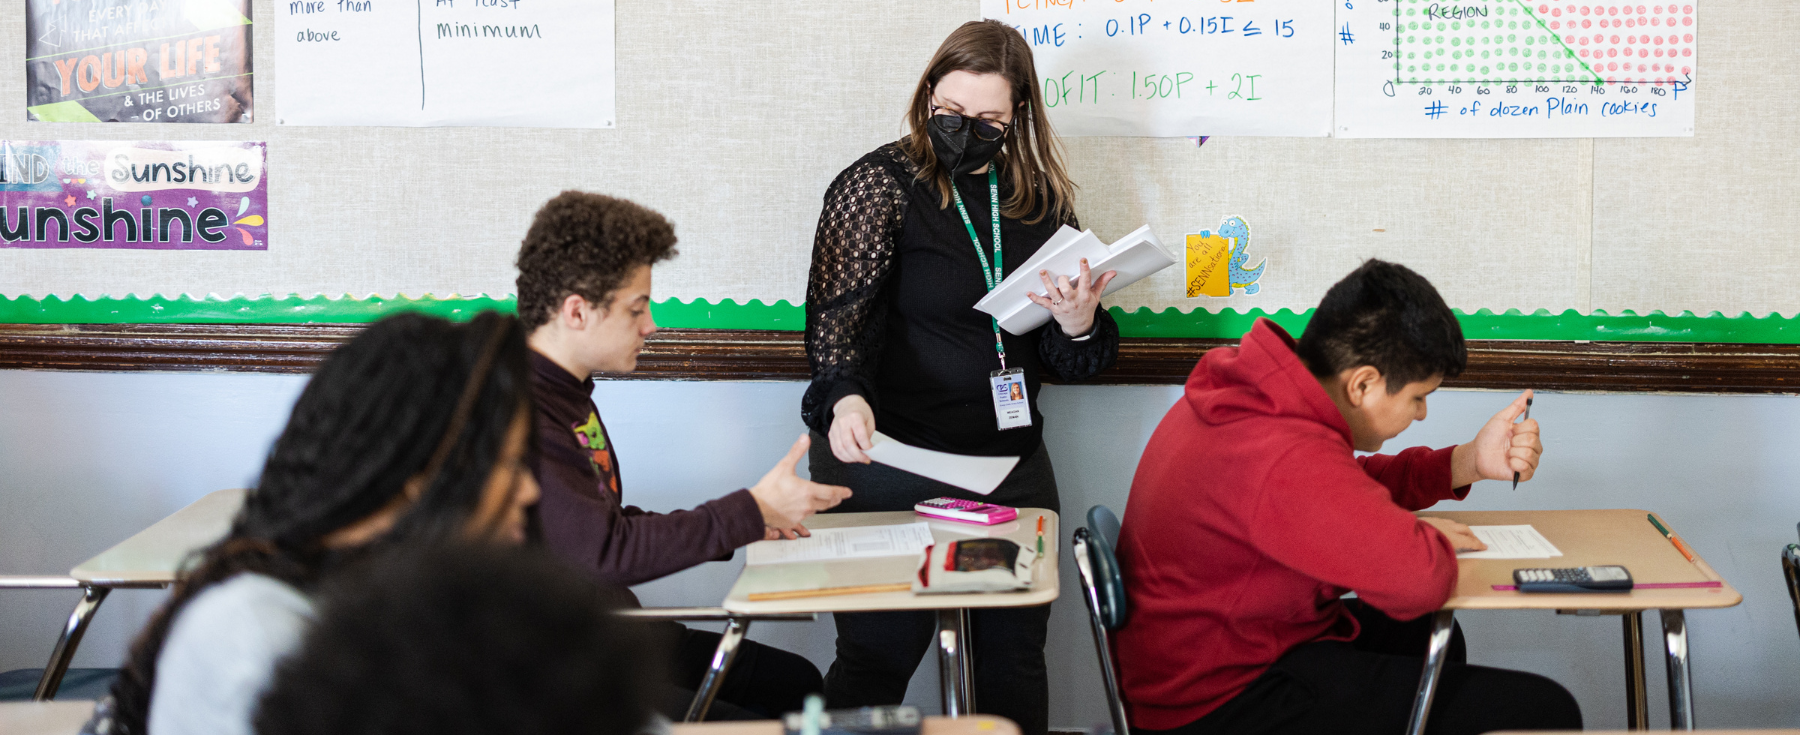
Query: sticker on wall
[
  {"left": 0, "top": 140, "right": 268, "bottom": 250},
  {"left": 1185, "top": 216, "right": 1264, "bottom": 298},
  {"left": 25, "top": 0, "right": 253, "bottom": 123}
]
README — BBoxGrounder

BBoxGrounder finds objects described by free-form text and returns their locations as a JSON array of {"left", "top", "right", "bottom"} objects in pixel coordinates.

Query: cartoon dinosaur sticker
[
  {"left": 571, "top": 412, "right": 619, "bottom": 495},
  {"left": 1185, "top": 215, "right": 1266, "bottom": 298}
]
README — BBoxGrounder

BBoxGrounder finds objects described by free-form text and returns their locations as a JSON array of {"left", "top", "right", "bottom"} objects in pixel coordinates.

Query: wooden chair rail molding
[{"left": 2, "top": 324, "right": 1799, "bottom": 393}]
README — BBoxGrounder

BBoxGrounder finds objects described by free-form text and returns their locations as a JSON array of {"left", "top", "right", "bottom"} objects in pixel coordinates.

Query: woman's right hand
[{"left": 829, "top": 394, "right": 877, "bottom": 464}]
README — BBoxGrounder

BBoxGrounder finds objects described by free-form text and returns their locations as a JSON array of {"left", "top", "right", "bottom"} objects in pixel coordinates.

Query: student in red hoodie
[{"left": 1114, "top": 260, "right": 1580, "bottom": 735}]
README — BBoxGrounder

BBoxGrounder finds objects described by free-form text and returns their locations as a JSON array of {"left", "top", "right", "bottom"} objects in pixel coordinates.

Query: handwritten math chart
[
  {"left": 1335, "top": 0, "right": 1697, "bottom": 137},
  {"left": 274, "top": 0, "right": 614, "bottom": 127},
  {"left": 982, "top": 0, "right": 1335, "bottom": 137}
]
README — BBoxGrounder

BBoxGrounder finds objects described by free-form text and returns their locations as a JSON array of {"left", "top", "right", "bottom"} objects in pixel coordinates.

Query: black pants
[
  {"left": 657, "top": 624, "right": 824, "bottom": 721},
  {"left": 1140, "top": 602, "right": 1582, "bottom": 735},
  {"left": 810, "top": 434, "right": 1059, "bottom": 735}
]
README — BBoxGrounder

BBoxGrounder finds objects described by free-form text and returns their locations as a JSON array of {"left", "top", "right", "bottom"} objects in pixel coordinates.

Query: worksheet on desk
[
  {"left": 1457, "top": 525, "right": 1564, "bottom": 559},
  {"left": 745, "top": 522, "right": 936, "bottom": 566}
]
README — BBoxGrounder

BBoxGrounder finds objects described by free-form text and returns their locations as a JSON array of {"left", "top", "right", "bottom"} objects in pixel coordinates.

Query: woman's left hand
[{"left": 1026, "top": 258, "right": 1117, "bottom": 338}]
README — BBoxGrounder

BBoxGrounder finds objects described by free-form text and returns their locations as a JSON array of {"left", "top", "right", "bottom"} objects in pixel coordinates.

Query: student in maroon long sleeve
[
  {"left": 514, "top": 191, "right": 852, "bottom": 720},
  {"left": 1115, "top": 260, "right": 1581, "bottom": 735}
]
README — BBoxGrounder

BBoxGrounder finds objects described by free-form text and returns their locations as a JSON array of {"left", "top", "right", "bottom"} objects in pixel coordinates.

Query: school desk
[
  {"left": 0, "top": 700, "right": 97, "bottom": 735},
  {"left": 1408, "top": 509, "right": 1742, "bottom": 734},
  {"left": 721, "top": 509, "right": 1059, "bottom": 717},
  {"left": 669, "top": 714, "right": 1020, "bottom": 735},
  {"left": 11, "top": 488, "right": 243, "bottom": 700}
]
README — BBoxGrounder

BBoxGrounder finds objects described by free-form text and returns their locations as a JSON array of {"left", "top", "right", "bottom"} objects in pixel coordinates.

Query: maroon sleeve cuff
[{"left": 714, "top": 488, "right": 768, "bottom": 549}]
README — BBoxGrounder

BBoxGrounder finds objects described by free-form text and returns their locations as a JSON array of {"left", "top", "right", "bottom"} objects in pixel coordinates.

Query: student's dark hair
[
  {"left": 104, "top": 311, "right": 534, "bottom": 735},
  {"left": 514, "top": 191, "right": 679, "bottom": 330},
  {"left": 254, "top": 544, "right": 657, "bottom": 735},
  {"left": 1295, "top": 259, "right": 1467, "bottom": 391}
]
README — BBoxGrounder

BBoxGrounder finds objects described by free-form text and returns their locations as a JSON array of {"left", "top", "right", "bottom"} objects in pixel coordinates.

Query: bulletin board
[{"left": 2, "top": 0, "right": 1798, "bottom": 344}]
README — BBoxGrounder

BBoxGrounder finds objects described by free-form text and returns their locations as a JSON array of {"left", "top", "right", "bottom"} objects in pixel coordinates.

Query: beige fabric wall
[{"left": 0, "top": 1, "right": 1791, "bottom": 318}]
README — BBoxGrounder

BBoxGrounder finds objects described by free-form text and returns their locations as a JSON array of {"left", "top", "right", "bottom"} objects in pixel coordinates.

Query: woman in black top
[{"left": 800, "top": 20, "right": 1120, "bottom": 735}]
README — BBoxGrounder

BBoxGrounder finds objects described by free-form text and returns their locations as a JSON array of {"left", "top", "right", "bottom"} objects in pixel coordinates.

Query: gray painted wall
[{"left": 3, "top": 369, "right": 1798, "bottom": 729}]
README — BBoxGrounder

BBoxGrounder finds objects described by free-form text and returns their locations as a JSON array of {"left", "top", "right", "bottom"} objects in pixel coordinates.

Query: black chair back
[{"left": 1073, "top": 505, "right": 1130, "bottom": 735}]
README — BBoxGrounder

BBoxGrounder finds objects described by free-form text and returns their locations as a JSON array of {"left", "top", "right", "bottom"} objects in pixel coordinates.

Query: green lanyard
[{"left": 950, "top": 168, "right": 1007, "bottom": 370}]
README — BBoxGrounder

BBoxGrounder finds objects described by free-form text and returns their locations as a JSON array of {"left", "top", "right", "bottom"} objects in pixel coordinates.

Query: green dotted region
[{"left": 1393, "top": 0, "right": 1601, "bottom": 85}]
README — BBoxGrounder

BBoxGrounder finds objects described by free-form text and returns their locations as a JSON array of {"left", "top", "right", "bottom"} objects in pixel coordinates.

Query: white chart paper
[
  {"left": 745, "top": 522, "right": 937, "bottom": 566},
  {"left": 1456, "top": 524, "right": 1565, "bottom": 559},
  {"left": 1333, "top": 0, "right": 1696, "bottom": 137},
  {"left": 275, "top": 0, "right": 615, "bottom": 127},
  {"left": 865, "top": 432, "right": 1020, "bottom": 496},
  {"left": 981, "top": 0, "right": 1335, "bottom": 137}
]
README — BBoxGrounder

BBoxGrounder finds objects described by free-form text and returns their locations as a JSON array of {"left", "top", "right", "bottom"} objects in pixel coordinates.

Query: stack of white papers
[
  {"left": 974, "top": 224, "right": 1176, "bottom": 335},
  {"left": 865, "top": 432, "right": 1018, "bottom": 495},
  {"left": 745, "top": 522, "right": 936, "bottom": 565},
  {"left": 1456, "top": 525, "right": 1564, "bottom": 559}
]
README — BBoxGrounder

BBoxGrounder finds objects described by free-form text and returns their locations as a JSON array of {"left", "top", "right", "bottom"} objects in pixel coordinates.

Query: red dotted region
[{"left": 1535, "top": 1, "right": 1694, "bottom": 82}]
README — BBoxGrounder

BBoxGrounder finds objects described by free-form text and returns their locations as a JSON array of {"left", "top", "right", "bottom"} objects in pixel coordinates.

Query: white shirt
[{"left": 148, "top": 573, "right": 314, "bottom": 735}]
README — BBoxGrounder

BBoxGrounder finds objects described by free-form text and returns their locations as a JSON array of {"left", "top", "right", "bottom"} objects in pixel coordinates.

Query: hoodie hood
[{"left": 1184, "top": 319, "right": 1353, "bottom": 447}]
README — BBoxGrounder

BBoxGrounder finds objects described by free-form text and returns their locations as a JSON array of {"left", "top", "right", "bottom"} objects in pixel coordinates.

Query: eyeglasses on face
[{"left": 929, "top": 104, "right": 1010, "bottom": 141}]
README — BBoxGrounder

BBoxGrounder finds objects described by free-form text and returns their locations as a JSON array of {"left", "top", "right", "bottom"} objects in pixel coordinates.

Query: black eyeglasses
[{"left": 929, "top": 105, "right": 1010, "bottom": 141}]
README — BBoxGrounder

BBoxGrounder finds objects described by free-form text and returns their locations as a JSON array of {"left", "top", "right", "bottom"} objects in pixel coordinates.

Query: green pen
[{"left": 1035, "top": 515, "right": 1045, "bottom": 558}]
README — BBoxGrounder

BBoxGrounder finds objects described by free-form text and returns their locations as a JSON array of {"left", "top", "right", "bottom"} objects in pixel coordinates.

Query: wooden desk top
[
  {"left": 722, "top": 510, "right": 1059, "bottom": 614},
  {"left": 0, "top": 701, "right": 96, "bottom": 735},
  {"left": 1419, "top": 509, "right": 1742, "bottom": 611},
  {"left": 71, "top": 489, "right": 243, "bottom": 585},
  {"left": 670, "top": 715, "right": 1018, "bottom": 735}
]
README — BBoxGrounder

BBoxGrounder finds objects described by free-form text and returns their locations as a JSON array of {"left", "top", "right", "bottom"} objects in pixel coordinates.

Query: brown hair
[
  {"left": 514, "top": 191, "right": 678, "bottom": 330},
  {"left": 899, "top": 19, "right": 1075, "bottom": 226}
]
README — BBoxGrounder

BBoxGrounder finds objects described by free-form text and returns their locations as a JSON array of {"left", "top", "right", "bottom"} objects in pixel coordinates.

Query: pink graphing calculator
[{"left": 914, "top": 497, "right": 1019, "bottom": 525}]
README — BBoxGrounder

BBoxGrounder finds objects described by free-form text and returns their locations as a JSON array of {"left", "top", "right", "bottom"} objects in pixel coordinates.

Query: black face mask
[{"left": 927, "top": 115, "right": 1006, "bottom": 179}]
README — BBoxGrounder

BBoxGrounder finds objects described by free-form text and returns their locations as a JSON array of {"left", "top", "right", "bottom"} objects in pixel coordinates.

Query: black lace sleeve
[
  {"left": 1035, "top": 210, "right": 1121, "bottom": 382},
  {"left": 800, "top": 155, "right": 907, "bottom": 434}
]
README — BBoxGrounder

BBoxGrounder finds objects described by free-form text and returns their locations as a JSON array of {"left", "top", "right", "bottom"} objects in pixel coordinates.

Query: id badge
[{"left": 989, "top": 368, "right": 1032, "bottom": 431}]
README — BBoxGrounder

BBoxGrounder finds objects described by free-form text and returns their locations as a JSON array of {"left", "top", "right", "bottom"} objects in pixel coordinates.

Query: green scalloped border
[{"left": 2, "top": 295, "right": 1797, "bottom": 343}]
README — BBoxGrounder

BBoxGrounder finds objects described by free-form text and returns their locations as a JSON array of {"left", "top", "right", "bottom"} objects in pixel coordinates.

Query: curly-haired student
[
  {"left": 515, "top": 190, "right": 850, "bottom": 720},
  {"left": 86, "top": 312, "right": 541, "bottom": 735}
]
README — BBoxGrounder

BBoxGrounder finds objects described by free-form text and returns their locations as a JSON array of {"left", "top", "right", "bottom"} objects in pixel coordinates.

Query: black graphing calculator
[{"left": 1513, "top": 565, "right": 1634, "bottom": 593}]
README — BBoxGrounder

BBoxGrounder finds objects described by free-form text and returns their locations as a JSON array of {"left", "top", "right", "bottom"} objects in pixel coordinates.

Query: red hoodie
[{"left": 1113, "top": 319, "right": 1468, "bottom": 730}]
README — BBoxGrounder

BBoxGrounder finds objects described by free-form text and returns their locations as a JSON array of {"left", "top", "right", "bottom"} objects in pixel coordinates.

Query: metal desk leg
[
  {"left": 684, "top": 617, "right": 750, "bottom": 722},
  {"left": 34, "top": 586, "right": 110, "bottom": 701},
  {"left": 1405, "top": 610, "right": 1457, "bottom": 735},
  {"left": 1660, "top": 609, "right": 1694, "bottom": 730},
  {"left": 937, "top": 608, "right": 971, "bottom": 716},
  {"left": 1624, "top": 611, "right": 1648, "bottom": 729}
]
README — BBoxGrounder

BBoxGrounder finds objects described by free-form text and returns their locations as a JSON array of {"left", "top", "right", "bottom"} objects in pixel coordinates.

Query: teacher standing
[{"left": 800, "top": 20, "right": 1119, "bottom": 735}]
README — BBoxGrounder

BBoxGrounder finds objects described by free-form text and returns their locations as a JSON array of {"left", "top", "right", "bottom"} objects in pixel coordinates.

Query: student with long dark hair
[
  {"left": 801, "top": 20, "right": 1120, "bottom": 735},
  {"left": 87, "top": 311, "right": 541, "bottom": 735}
]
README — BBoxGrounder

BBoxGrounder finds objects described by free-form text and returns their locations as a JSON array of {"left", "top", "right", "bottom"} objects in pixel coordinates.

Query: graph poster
[
  {"left": 0, "top": 140, "right": 269, "bottom": 250},
  {"left": 1335, "top": 0, "right": 1697, "bottom": 137},
  {"left": 981, "top": 0, "right": 1335, "bottom": 137},
  {"left": 274, "top": 0, "right": 615, "bottom": 128},
  {"left": 24, "top": 0, "right": 254, "bottom": 123}
]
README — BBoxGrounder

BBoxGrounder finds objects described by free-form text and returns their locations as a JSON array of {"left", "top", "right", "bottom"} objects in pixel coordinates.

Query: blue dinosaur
[{"left": 1216, "top": 215, "right": 1265, "bottom": 296}]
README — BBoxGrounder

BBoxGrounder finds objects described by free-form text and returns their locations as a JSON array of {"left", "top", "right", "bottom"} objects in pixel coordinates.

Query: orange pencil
[
  {"left": 1647, "top": 513, "right": 1697, "bottom": 563},
  {"left": 1036, "top": 515, "right": 1046, "bottom": 558}
]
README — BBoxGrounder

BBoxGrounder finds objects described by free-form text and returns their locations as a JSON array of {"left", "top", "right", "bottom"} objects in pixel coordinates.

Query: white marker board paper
[
  {"left": 981, "top": 0, "right": 1335, "bottom": 137},
  {"left": 274, "top": 0, "right": 615, "bottom": 127}
]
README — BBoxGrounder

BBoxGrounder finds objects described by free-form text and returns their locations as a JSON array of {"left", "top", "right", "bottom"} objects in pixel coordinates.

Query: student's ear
[
  {"left": 1340, "top": 365, "right": 1385, "bottom": 408},
  {"left": 557, "top": 293, "right": 592, "bottom": 330}
]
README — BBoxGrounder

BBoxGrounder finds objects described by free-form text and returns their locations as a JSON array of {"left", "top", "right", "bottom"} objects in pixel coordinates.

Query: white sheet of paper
[
  {"left": 863, "top": 432, "right": 1019, "bottom": 496},
  {"left": 745, "top": 522, "right": 936, "bottom": 566},
  {"left": 1457, "top": 525, "right": 1565, "bottom": 559},
  {"left": 275, "top": 0, "right": 616, "bottom": 127}
]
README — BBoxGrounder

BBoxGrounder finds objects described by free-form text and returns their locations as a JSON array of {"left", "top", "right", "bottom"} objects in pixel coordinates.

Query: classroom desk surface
[
  {"left": 721, "top": 509, "right": 1059, "bottom": 614},
  {"left": 1419, "top": 509, "right": 1741, "bottom": 610},
  {"left": 1406, "top": 508, "right": 1740, "bottom": 734},
  {"left": 71, "top": 488, "right": 243, "bottom": 585},
  {"left": 670, "top": 714, "right": 1019, "bottom": 735},
  {"left": 0, "top": 700, "right": 96, "bottom": 735}
]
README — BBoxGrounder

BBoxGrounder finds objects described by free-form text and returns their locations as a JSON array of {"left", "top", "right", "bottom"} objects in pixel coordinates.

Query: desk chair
[
  {"left": 616, "top": 607, "right": 817, "bottom": 722},
  {"left": 1782, "top": 523, "right": 1800, "bottom": 642},
  {"left": 1072, "top": 505, "right": 1129, "bottom": 735},
  {"left": 0, "top": 576, "right": 166, "bottom": 701}
]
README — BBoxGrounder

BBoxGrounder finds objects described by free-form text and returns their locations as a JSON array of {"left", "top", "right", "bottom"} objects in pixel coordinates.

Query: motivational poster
[
  {"left": 0, "top": 140, "right": 269, "bottom": 250},
  {"left": 25, "top": 0, "right": 254, "bottom": 123}
]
